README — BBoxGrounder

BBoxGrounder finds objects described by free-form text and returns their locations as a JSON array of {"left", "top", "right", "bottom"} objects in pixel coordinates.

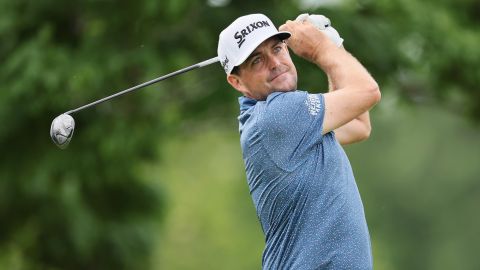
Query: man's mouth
[{"left": 269, "top": 68, "right": 288, "bottom": 82}]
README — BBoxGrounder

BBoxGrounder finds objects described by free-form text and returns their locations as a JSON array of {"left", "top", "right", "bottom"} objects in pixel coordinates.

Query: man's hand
[
  {"left": 279, "top": 20, "right": 338, "bottom": 63},
  {"left": 295, "top": 14, "right": 344, "bottom": 47}
]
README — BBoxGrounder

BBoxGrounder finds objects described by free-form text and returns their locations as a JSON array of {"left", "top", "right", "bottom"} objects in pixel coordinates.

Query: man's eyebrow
[
  {"left": 272, "top": 40, "right": 283, "bottom": 47},
  {"left": 245, "top": 51, "right": 261, "bottom": 64},
  {"left": 244, "top": 39, "right": 283, "bottom": 65}
]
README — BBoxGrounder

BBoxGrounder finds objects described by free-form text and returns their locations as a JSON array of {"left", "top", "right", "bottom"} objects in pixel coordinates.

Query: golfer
[{"left": 218, "top": 13, "right": 380, "bottom": 269}]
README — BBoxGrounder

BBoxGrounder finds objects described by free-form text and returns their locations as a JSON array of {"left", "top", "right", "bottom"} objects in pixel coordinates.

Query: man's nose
[{"left": 267, "top": 55, "right": 282, "bottom": 70}]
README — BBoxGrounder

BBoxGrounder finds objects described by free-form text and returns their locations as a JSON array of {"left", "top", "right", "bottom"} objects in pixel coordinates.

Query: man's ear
[{"left": 227, "top": 74, "right": 251, "bottom": 96}]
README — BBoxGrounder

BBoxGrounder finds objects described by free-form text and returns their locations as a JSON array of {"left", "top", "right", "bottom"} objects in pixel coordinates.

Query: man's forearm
[
  {"left": 328, "top": 74, "right": 372, "bottom": 144},
  {"left": 327, "top": 73, "right": 371, "bottom": 125},
  {"left": 315, "top": 43, "right": 377, "bottom": 93}
]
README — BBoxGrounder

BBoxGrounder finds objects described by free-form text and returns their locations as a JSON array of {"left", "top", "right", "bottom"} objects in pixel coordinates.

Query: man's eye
[
  {"left": 252, "top": 57, "right": 261, "bottom": 65},
  {"left": 273, "top": 45, "right": 283, "bottom": 53}
]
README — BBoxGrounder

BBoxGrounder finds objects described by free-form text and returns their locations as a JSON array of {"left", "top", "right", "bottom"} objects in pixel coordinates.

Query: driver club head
[{"left": 50, "top": 114, "right": 75, "bottom": 149}]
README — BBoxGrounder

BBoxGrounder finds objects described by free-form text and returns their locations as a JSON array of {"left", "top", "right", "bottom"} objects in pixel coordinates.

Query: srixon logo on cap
[{"left": 234, "top": 20, "right": 270, "bottom": 48}]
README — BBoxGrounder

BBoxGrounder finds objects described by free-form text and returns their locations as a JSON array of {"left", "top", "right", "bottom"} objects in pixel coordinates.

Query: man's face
[{"left": 227, "top": 37, "right": 297, "bottom": 100}]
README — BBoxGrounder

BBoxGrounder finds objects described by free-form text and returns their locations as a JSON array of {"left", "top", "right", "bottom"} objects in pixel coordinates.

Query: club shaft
[{"left": 65, "top": 57, "right": 219, "bottom": 115}]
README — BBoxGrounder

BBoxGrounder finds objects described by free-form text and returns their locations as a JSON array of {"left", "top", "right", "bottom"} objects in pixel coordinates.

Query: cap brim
[{"left": 232, "top": 31, "right": 291, "bottom": 72}]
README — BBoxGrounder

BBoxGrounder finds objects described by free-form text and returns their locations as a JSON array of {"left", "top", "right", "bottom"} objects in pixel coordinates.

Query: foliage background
[{"left": 0, "top": 0, "right": 479, "bottom": 269}]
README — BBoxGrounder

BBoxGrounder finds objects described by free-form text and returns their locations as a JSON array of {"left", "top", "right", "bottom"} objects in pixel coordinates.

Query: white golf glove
[{"left": 295, "top": 14, "right": 344, "bottom": 47}]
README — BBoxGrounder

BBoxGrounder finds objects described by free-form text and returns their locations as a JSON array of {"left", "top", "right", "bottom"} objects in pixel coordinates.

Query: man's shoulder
[
  {"left": 242, "top": 90, "right": 320, "bottom": 127},
  {"left": 266, "top": 90, "right": 308, "bottom": 102},
  {"left": 263, "top": 90, "right": 320, "bottom": 114}
]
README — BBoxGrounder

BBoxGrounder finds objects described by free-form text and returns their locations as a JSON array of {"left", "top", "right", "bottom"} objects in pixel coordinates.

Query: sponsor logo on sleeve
[{"left": 305, "top": 94, "right": 321, "bottom": 116}]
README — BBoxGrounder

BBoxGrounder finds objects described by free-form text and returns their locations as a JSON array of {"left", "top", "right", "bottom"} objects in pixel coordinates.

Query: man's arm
[
  {"left": 328, "top": 74, "right": 372, "bottom": 145},
  {"left": 279, "top": 21, "right": 380, "bottom": 138}
]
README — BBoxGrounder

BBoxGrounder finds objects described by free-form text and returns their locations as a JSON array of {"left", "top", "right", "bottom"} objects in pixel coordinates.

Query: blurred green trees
[{"left": 0, "top": 0, "right": 479, "bottom": 269}]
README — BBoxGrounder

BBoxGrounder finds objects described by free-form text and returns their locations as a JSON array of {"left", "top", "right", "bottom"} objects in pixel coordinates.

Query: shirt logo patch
[{"left": 305, "top": 94, "right": 321, "bottom": 116}]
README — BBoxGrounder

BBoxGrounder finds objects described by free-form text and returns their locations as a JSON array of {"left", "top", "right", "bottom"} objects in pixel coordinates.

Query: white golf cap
[{"left": 217, "top": 14, "right": 291, "bottom": 74}]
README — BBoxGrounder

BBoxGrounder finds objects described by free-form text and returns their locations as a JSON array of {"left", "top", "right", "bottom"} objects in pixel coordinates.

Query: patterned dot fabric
[{"left": 238, "top": 91, "right": 372, "bottom": 270}]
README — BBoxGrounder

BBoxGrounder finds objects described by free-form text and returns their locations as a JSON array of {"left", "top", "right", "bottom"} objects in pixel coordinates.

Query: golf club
[{"left": 50, "top": 57, "right": 219, "bottom": 149}]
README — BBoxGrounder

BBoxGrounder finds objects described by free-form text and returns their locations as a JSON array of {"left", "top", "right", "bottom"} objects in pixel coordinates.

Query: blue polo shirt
[{"left": 238, "top": 91, "right": 372, "bottom": 270}]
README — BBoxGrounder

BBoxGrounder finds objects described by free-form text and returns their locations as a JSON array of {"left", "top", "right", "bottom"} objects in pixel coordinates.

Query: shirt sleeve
[{"left": 258, "top": 91, "right": 326, "bottom": 171}]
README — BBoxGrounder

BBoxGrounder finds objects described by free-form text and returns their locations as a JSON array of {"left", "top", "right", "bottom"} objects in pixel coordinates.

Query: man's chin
[
  {"left": 273, "top": 82, "right": 297, "bottom": 92},
  {"left": 271, "top": 75, "right": 297, "bottom": 92},
  {"left": 275, "top": 88, "right": 295, "bottom": 93}
]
